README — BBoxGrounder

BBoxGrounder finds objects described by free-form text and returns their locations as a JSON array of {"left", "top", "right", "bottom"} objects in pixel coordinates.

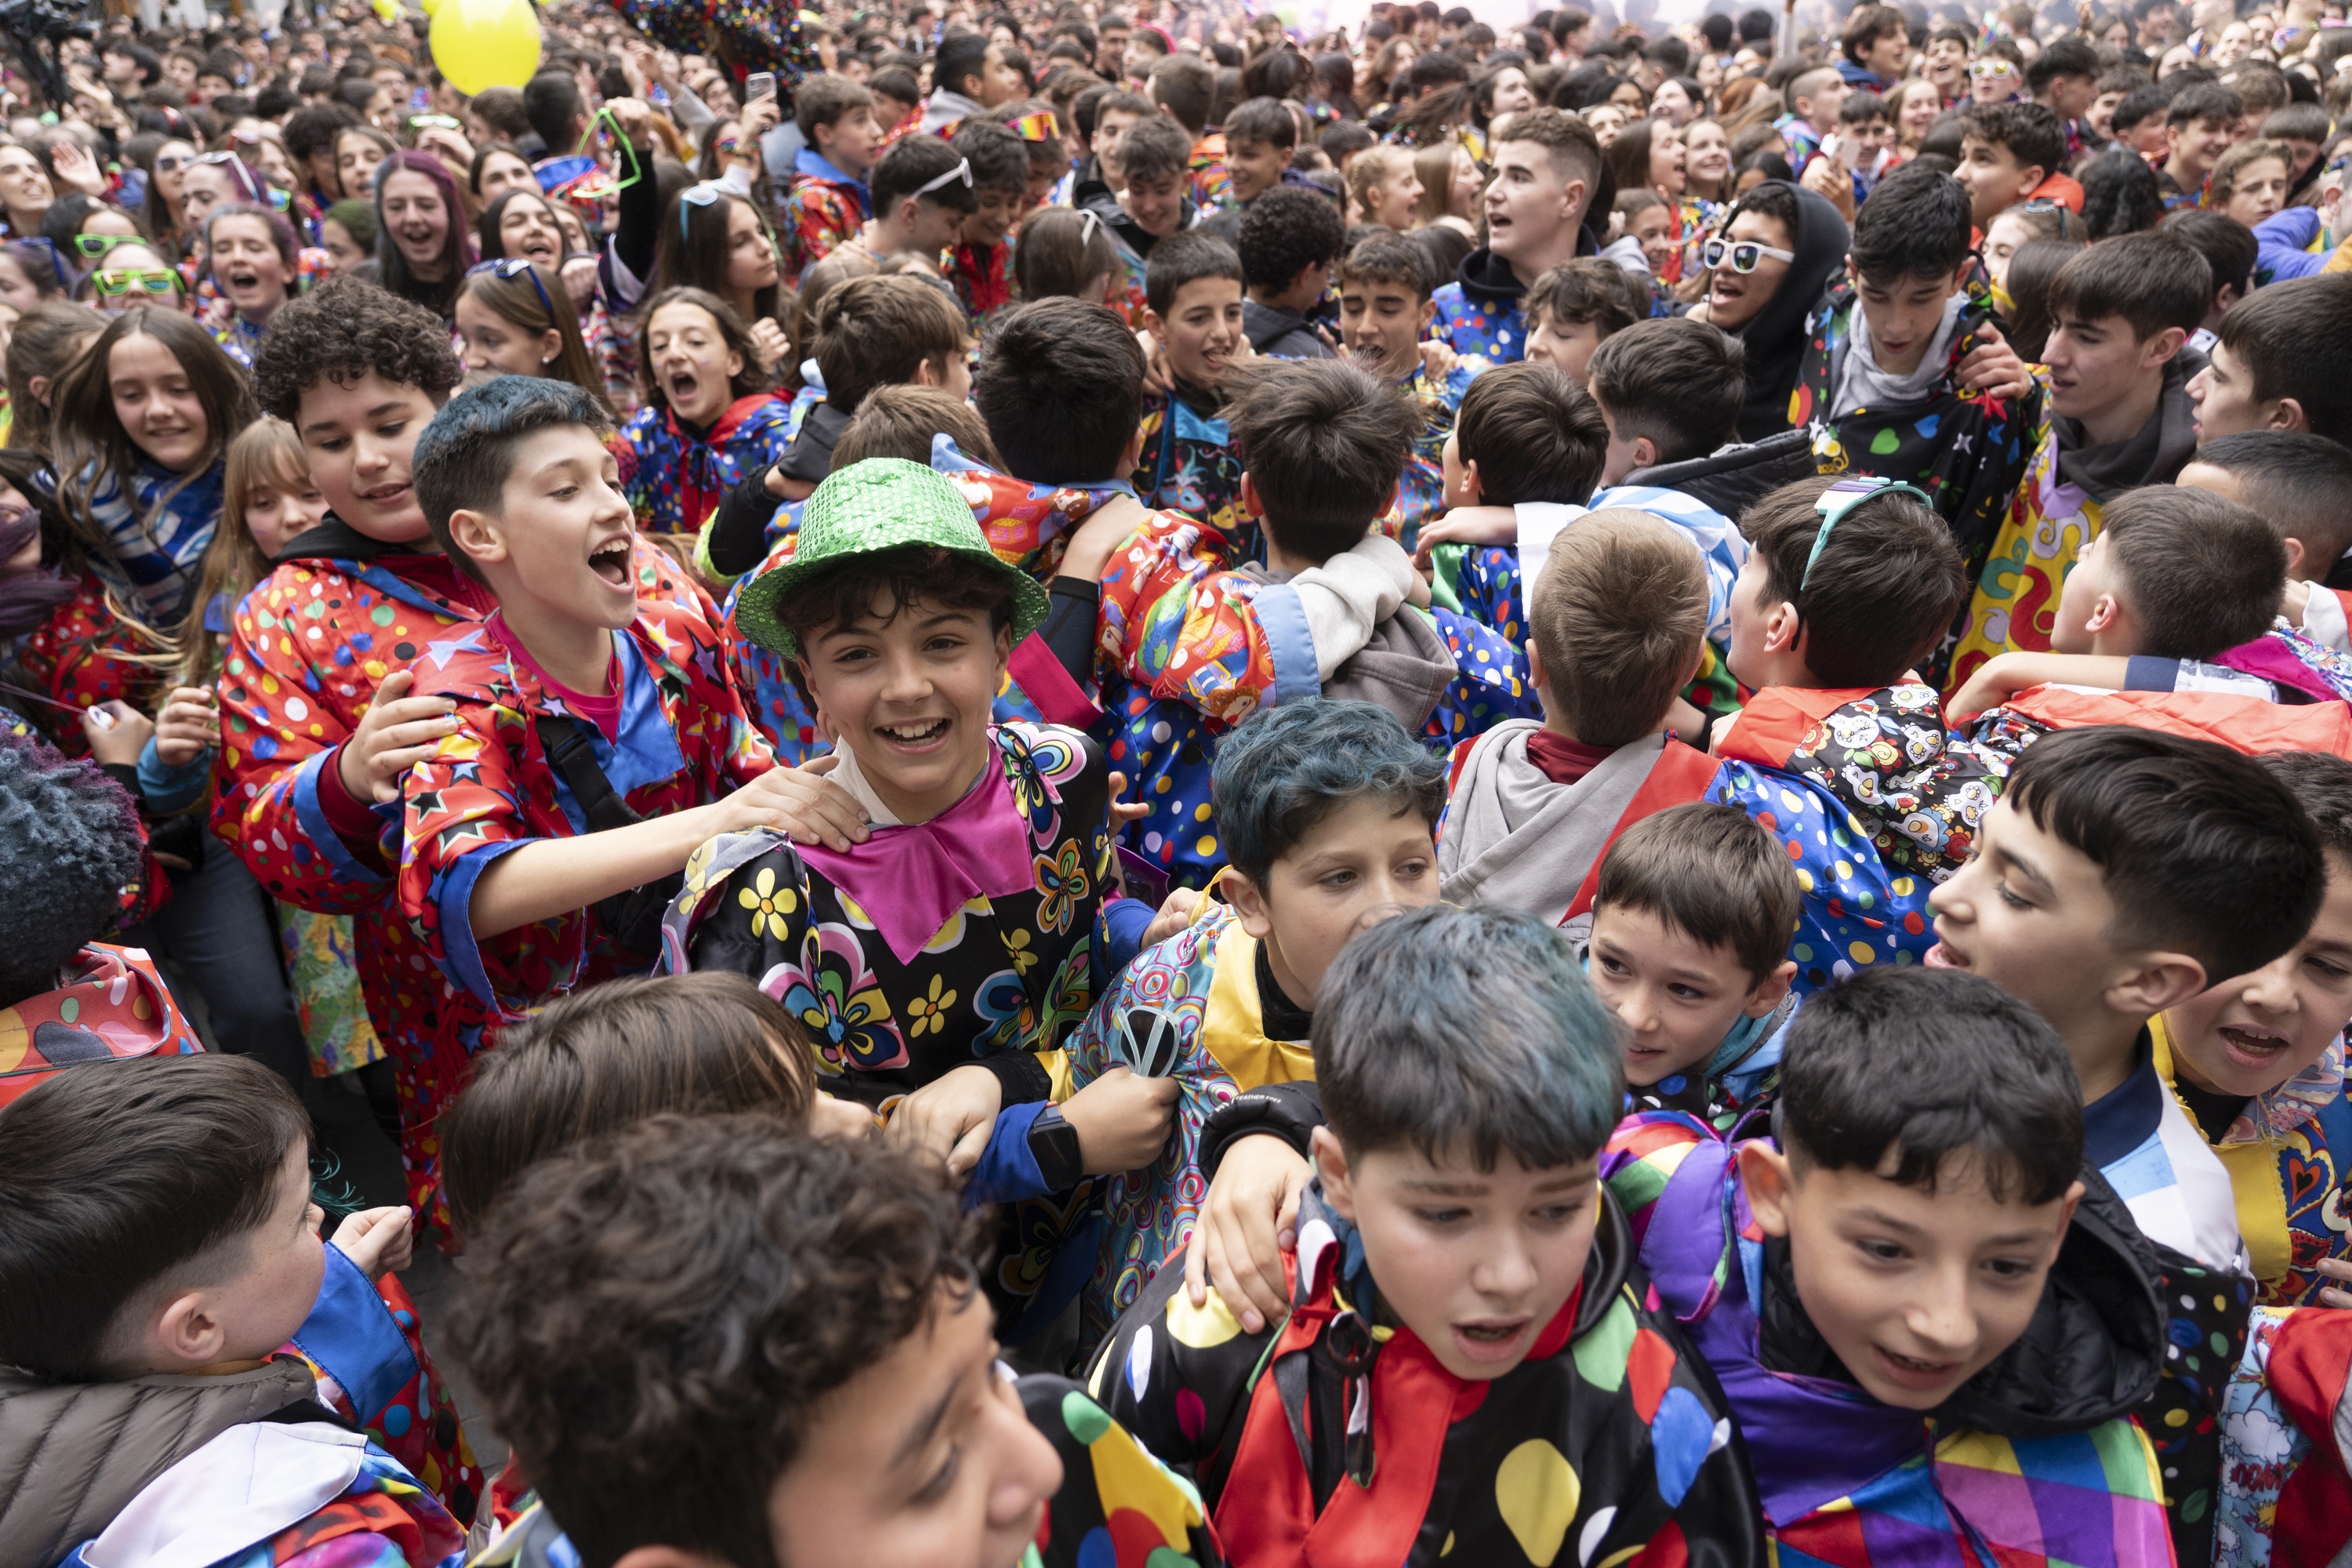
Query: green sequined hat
[{"left": 731, "top": 457, "right": 1051, "bottom": 661}]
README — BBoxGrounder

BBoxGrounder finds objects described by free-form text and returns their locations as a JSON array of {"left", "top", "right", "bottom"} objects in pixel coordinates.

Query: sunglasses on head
[
  {"left": 1969, "top": 57, "right": 2019, "bottom": 78},
  {"left": 73, "top": 231, "right": 143, "bottom": 258},
  {"left": 408, "top": 113, "right": 462, "bottom": 131},
  {"left": 1700, "top": 235, "right": 1795, "bottom": 273},
  {"left": 916, "top": 155, "right": 975, "bottom": 195},
  {"left": 93, "top": 267, "right": 183, "bottom": 297},
  {"left": 467, "top": 255, "right": 560, "bottom": 324}
]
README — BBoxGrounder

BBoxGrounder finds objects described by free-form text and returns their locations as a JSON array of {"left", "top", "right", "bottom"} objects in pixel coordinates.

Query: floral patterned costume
[
  {"left": 622, "top": 393, "right": 795, "bottom": 535},
  {"left": 660, "top": 721, "right": 1116, "bottom": 1329},
  {"left": 397, "top": 599, "right": 774, "bottom": 1229},
  {"left": 950, "top": 238, "right": 1018, "bottom": 325}
]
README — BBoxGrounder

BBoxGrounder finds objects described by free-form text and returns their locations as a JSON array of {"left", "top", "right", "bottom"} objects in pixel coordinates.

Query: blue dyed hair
[
  {"left": 0, "top": 723, "right": 146, "bottom": 1007},
  {"left": 413, "top": 375, "right": 615, "bottom": 579},
  {"left": 1209, "top": 697, "right": 1446, "bottom": 884},
  {"left": 1316, "top": 904, "right": 1624, "bottom": 1171}
]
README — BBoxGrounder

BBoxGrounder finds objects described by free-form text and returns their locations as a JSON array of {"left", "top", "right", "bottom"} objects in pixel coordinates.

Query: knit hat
[{"left": 732, "top": 457, "right": 1051, "bottom": 661}]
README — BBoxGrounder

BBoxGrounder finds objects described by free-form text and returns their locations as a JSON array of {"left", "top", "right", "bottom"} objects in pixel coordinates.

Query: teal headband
[{"left": 1802, "top": 476, "right": 1935, "bottom": 590}]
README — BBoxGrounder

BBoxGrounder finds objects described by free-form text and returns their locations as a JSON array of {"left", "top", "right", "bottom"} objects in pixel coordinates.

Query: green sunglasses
[
  {"left": 73, "top": 232, "right": 144, "bottom": 259},
  {"left": 93, "top": 267, "right": 184, "bottom": 297}
]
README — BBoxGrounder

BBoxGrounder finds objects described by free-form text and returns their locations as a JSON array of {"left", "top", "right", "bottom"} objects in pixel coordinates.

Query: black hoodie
[
  {"left": 1719, "top": 182, "right": 1849, "bottom": 444},
  {"left": 1442, "top": 218, "right": 1609, "bottom": 326}
]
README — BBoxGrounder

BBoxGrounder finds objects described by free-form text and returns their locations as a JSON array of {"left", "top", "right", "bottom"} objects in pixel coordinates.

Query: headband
[{"left": 1803, "top": 476, "right": 1934, "bottom": 589}]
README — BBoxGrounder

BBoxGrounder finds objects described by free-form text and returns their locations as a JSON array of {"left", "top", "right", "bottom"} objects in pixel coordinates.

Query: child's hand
[
  {"left": 343, "top": 669, "right": 462, "bottom": 804},
  {"left": 1061, "top": 1065, "right": 1178, "bottom": 1174},
  {"left": 1417, "top": 338, "right": 1461, "bottom": 378},
  {"left": 718, "top": 755, "right": 871, "bottom": 849},
  {"left": 1056, "top": 492, "right": 1149, "bottom": 583},
  {"left": 735, "top": 93, "right": 782, "bottom": 147},
  {"left": 807, "top": 1091, "right": 880, "bottom": 1140},
  {"left": 2317, "top": 1257, "right": 2352, "bottom": 1308},
  {"left": 2283, "top": 578, "right": 2315, "bottom": 627},
  {"left": 1139, "top": 886, "right": 1200, "bottom": 948},
  {"left": 1955, "top": 323, "right": 2032, "bottom": 400},
  {"left": 1182, "top": 1131, "right": 1309, "bottom": 1333},
  {"left": 746, "top": 316, "right": 792, "bottom": 374},
  {"left": 887, "top": 1062, "right": 1003, "bottom": 1176},
  {"left": 330, "top": 1205, "right": 415, "bottom": 1282},
  {"left": 154, "top": 685, "right": 220, "bottom": 768},
  {"left": 603, "top": 96, "right": 657, "bottom": 153},
  {"left": 82, "top": 701, "right": 152, "bottom": 767},
  {"left": 1105, "top": 767, "right": 1149, "bottom": 834},
  {"left": 1799, "top": 145, "right": 1855, "bottom": 221},
  {"left": 1410, "top": 505, "right": 1519, "bottom": 569},
  {"left": 1133, "top": 328, "right": 1174, "bottom": 396},
  {"left": 1708, "top": 706, "right": 1742, "bottom": 757}
]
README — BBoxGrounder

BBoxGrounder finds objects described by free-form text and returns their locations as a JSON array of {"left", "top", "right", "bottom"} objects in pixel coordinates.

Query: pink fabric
[
  {"left": 486, "top": 612, "right": 623, "bottom": 741},
  {"left": 795, "top": 748, "right": 1042, "bottom": 963},
  {"left": 2220, "top": 633, "right": 2345, "bottom": 705},
  {"left": 1008, "top": 631, "right": 1104, "bottom": 728}
]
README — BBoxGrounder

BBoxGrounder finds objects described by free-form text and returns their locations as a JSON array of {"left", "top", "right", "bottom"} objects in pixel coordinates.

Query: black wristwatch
[{"left": 1028, "top": 1104, "right": 1085, "bottom": 1191}]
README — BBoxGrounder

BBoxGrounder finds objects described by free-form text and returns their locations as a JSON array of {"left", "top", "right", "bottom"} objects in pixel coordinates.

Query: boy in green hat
[{"left": 663, "top": 451, "right": 1181, "bottom": 1345}]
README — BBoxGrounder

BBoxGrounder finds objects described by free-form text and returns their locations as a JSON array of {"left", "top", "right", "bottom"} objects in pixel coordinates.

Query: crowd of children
[{"left": 11, "top": 0, "right": 2352, "bottom": 1565}]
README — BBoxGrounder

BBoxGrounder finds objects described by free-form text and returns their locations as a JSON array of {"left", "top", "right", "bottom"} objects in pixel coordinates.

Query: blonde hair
[
  {"left": 174, "top": 418, "right": 312, "bottom": 684},
  {"left": 1346, "top": 144, "right": 1416, "bottom": 227},
  {"left": 1414, "top": 143, "right": 1465, "bottom": 227}
]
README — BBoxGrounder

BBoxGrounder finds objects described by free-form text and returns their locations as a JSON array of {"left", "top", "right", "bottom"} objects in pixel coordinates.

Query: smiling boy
[
  {"left": 1924, "top": 725, "right": 2322, "bottom": 1273},
  {"left": 1336, "top": 230, "right": 1481, "bottom": 547},
  {"left": 222, "top": 280, "right": 706, "bottom": 1232},
  {"left": 1131, "top": 230, "right": 1252, "bottom": 551},
  {"left": 670, "top": 458, "right": 1165, "bottom": 1338},
  {"left": 1431, "top": 107, "right": 1604, "bottom": 363},
  {"left": 946, "top": 120, "right": 1029, "bottom": 325},
  {"left": 1795, "top": 164, "right": 2040, "bottom": 600},
  {"left": 1080, "top": 111, "right": 1196, "bottom": 328},
  {"left": 397, "top": 376, "right": 798, "bottom": 995},
  {"left": 1095, "top": 903, "right": 1764, "bottom": 1567},
  {"left": 1604, "top": 966, "right": 2176, "bottom": 1564},
  {"left": 1950, "top": 231, "right": 2212, "bottom": 686},
  {"left": 1587, "top": 802, "right": 1799, "bottom": 1134},
  {"left": 1065, "top": 697, "right": 1446, "bottom": 1345},
  {"left": 2158, "top": 752, "right": 2352, "bottom": 1308},
  {"left": 2159, "top": 82, "right": 2245, "bottom": 209},
  {"left": 1954, "top": 102, "right": 2080, "bottom": 231}
]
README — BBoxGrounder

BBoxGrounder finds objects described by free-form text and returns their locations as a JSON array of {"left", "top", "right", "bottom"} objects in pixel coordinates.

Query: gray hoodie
[{"left": 1438, "top": 721, "right": 1694, "bottom": 938}]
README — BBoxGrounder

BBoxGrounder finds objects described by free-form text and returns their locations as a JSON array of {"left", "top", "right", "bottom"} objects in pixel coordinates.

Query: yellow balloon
[
  {"left": 430, "top": 0, "right": 543, "bottom": 96},
  {"left": 419, "top": 0, "right": 442, "bottom": 15}
]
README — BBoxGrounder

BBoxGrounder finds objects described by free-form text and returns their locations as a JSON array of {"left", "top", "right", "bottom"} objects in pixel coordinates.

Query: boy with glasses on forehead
[{"left": 838, "top": 135, "right": 979, "bottom": 274}]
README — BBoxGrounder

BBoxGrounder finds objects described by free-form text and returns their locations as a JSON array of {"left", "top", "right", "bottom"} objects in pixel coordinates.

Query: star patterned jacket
[
  {"left": 1088, "top": 1180, "right": 1767, "bottom": 1568},
  {"left": 397, "top": 603, "right": 775, "bottom": 1197},
  {"left": 214, "top": 525, "right": 704, "bottom": 1226}
]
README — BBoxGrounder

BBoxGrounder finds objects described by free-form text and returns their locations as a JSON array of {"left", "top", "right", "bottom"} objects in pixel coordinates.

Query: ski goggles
[{"left": 1700, "top": 235, "right": 1795, "bottom": 273}]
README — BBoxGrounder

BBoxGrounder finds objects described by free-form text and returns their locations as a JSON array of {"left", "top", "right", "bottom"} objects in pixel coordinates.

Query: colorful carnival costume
[
  {"left": 1602, "top": 1112, "right": 2185, "bottom": 1567},
  {"left": 216, "top": 518, "right": 706, "bottom": 1232},
  {"left": 1087, "top": 1179, "right": 1766, "bottom": 1568},
  {"left": 621, "top": 392, "right": 795, "bottom": 536},
  {"left": 1134, "top": 385, "right": 1251, "bottom": 560},
  {"left": 1705, "top": 677, "right": 2006, "bottom": 994},
  {"left": 782, "top": 147, "right": 870, "bottom": 281},
  {"left": 397, "top": 599, "right": 773, "bottom": 1228},
  {"left": 0, "top": 942, "right": 198, "bottom": 1108},
  {"left": 1062, "top": 895, "right": 1312, "bottom": 1345},
  {"left": 1380, "top": 358, "right": 1479, "bottom": 554},
  {"left": 1795, "top": 274, "right": 2042, "bottom": 613}
]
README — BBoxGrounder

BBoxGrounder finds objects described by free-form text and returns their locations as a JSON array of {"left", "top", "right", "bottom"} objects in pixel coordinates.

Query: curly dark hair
[
  {"left": 447, "top": 1116, "right": 983, "bottom": 1568},
  {"left": 0, "top": 725, "right": 145, "bottom": 1007},
  {"left": 250, "top": 275, "right": 462, "bottom": 423}
]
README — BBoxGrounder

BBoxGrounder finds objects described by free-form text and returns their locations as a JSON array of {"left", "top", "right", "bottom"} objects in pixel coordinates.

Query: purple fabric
[
  {"left": 1635, "top": 1129, "right": 1932, "bottom": 1526},
  {"left": 795, "top": 756, "right": 1041, "bottom": 964}
]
